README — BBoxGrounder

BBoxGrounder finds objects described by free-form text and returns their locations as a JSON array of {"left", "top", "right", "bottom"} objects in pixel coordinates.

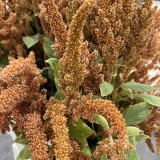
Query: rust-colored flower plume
[
  {"left": 59, "top": 0, "right": 97, "bottom": 102},
  {"left": 44, "top": 98, "right": 72, "bottom": 160},
  {"left": 72, "top": 94, "right": 129, "bottom": 159},
  {"left": 24, "top": 112, "right": 49, "bottom": 160},
  {"left": 0, "top": 52, "right": 49, "bottom": 159},
  {"left": 40, "top": 0, "right": 67, "bottom": 57}
]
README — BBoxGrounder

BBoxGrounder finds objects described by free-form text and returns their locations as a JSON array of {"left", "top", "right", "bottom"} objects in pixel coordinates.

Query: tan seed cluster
[
  {"left": 59, "top": 0, "right": 97, "bottom": 102},
  {"left": 24, "top": 112, "right": 49, "bottom": 160},
  {"left": 44, "top": 98, "right": 72, "bottom": 160}
]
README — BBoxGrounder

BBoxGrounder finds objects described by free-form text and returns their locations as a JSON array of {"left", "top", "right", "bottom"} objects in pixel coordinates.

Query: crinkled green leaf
[
  {"left": 14, "top": 134, "right": 28, "bottom": 145},
  {"left": 100, "top": 82, "right": 113, "bottom": 97},
  {"left": 127, "top": 127, "right": 141, "bottom": 137},
  {"left": 133, "top": 94, "right": 160, "bottom": 106},
  {"left": 121, "top": 81, "right": 158, "bottom": 92},
  {"left": 123, "top": 102, "right": 151, "bottom": 126},
  {"left": 93, "top": 114, "right": 109, "bottom": 129},
  {"left": 16, "top": 146, "right": 31, "bottom": 160},
  {"left": 69, "top": 119, "right": 94, "bottom": 143},
  {"left": 43, "top": 37, "right": 55, "bottom": 58},
  {"left": 23, "top": 35, "right": 39, "bottom": 49}
]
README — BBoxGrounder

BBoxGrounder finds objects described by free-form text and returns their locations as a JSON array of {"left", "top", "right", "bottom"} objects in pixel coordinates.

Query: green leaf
[
  {"left": 127, "top": 127, "right": 141, "bottom": 137},
  {"left": 121, "top": 81, "right": 158, "bottom": 92},
  {"left": 80, "top": 139, "right": 92, "bottom": 157},
  {"left": 123, "top": 102, "right": 151, "bottom": 126},
  {"left": 128, "top": 136, "right": 136, "bottom": 146},
  {"left": 128, "top": 68, "right": 137, "bottom": 76},
  {"left": 93, "top": 114, "right": 109, "bottom": 129},
  {"left": 120, "top": 88, "right": 133, "bottom": 99},
  {"left": 45, "top": 58, "right": 60, "bottom": 90},
  {"left": 100, "top": 82, "right": 113, "bottom": 97},
  {"left": 125, "top": 150, "right": 140, "bottom": 160},
  {"left": 45, "top": 58, "right": 59, "bottom": 71},
  {"left": 16, "top": 146, "right": 31, "bottom": 160},
  {"left": 0, "top": 50, "right": 8, "bottom": 68},
  {"left": 14, "top": 131, "right": 22, "bottom": 137},
  {"left": 54, "top": 90, "right": 64, "bottom": 100},
  {"left": 23, "top": 35, "right": 39, "bottom": 49},
  {"left": 119, "top": 73, "right": 123, "bottom": 80},
  {"left": 101, "top": 154, "right": 108, "bottom": 160},
  {"left": 48, "top": 67, "right": 54, "bottom": 81},
  {"left": 98, "top": 154, "right": 108, "bottom": 160},
  {"left": 135, "top": 134, "right": 150, "bottom": 142},
  {"left": 14, "top": 134, "right": 28, "bottom": 145},
  {"left": 133, "top": 94, "right": 160, "bottom": 106},
  {"left": 93, "top": 115, "right": 114, "bottom": 145},
  {"left": 43, "top": 37, "right": 55, "bottom": 58},
  {"left": 113, "top": 57, "right": 123, "bottom": 77},
  {"left": 69, "top": 119, "right": 94, "bottom": 143}
]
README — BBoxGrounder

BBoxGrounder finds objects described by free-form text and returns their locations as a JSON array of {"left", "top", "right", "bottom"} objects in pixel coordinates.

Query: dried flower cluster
[
  {"left": 44, "top": 98, "right": 72, "bottom": 160},
  {"left": 82, "top": 0, "right": 155, "bottom": 83},
  {"left": 81, "top": 41, "right": 104, "bottom": 94},
  {"left": 59, "top": 0, "right": 97, "bottom": 102},
  {"left": 40, "top": 0, "right": 67, "bottom": 57},
  {"left": 129, "top": 8, "right": 160, "bottom": 85},
  {"left": 0, "top": 53, "right": 48, "bottom": 159},
  {"left": 0, "top": 0, "right": 26, "bottom": 57},
  {"left": 130, "top": 8, "right": 160, "bottom": 154},
  {"left": 24, "top": 112, "right": 49, "bottom": 160},
  {"left": 72, "top": 94, "right": 129, "bottom": 159},
  {"left": 0, "top": 0, "right": 160, "bottom": 160}
]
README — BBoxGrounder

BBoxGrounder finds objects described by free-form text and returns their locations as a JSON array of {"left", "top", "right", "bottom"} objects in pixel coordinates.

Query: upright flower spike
[
  {"left": 128, "top": 8, "right": 160, "bottom": 84},
  {"left": 94, "top": 0, "right": 124, "bottom": 82},
  {"left": 121, "top": 0, "right": 155, "bottom": 79},
  {"left": 59, "top": 0, "right": 97, "bottom": 102},
  {"left": 24, "top": 112, "right": 49, "bottom": 160},
  {"left": 44, "top": 98, "right": 72, "bottom": 160},
  {"left": 42, "top": 0, "right": 67, "bottom": 57}
]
